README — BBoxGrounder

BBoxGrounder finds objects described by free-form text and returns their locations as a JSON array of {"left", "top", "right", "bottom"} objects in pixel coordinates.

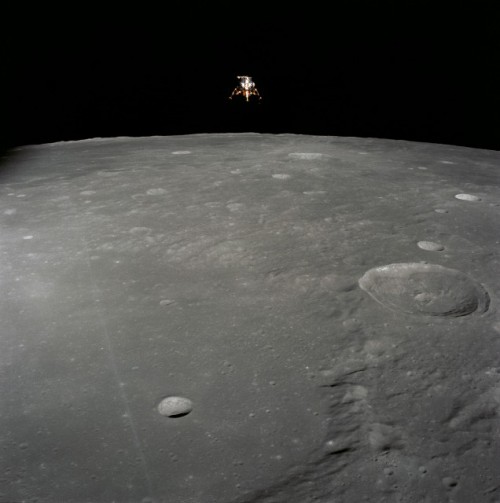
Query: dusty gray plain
[{"left": 1, "top": 133, "right": 499, "bottom": 502}]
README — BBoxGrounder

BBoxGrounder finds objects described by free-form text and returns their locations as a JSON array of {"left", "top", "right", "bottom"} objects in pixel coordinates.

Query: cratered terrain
[{"left": 1, "top": 133, "right": 499, "bottom": 502}]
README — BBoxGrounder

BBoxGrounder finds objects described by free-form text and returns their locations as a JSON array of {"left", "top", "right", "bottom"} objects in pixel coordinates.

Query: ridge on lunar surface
[{"left": 1, "top": 134, "right": 500, "bottom": 503}]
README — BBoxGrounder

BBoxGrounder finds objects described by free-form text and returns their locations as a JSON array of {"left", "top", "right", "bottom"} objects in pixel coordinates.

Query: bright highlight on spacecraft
[{"left": 229, "top": 76, "right": 261, "bottom": 102}]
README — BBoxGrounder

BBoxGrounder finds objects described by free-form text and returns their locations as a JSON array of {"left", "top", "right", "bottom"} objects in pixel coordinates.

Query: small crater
[
  {"left": 171, "top": 150, "right": 191, "bottom": 155},
  {"left": 272, "top": 174, "right": 291, "bottom": 180},
  {"left": 442, "top": 477, "right": 458, "bottom": 488},
  {"left": 359, "top": 263, "right": 490, "bottom": 317},
  {"left": 159, "top": 299, "right": 175, "bottom": 306},
  {"left": 303, "top": 190, "right": 327, "bottom": 195},
  {"left": 455, "top": 193, "right": 481, "bottom": 201},
  {"left": 147, "top": 188, "right": 168, "bottom": 195},
  {"left": 288, "top": 152, "right": 323, "bottom": 160},
  {"left": 129, "top": 227, "right": 152, "bottom": 235},
  {"left": 417, "top": 241, "right": 445, "bottom": 252},
  {"left": 157, "top": 396, "right": 193, "bottom": 418},
  {"left": 226, "top": 203, "right": 244, "bottom": 212},
  {"left": 205, "top": 201, "right": 223, "bottom": 208}
]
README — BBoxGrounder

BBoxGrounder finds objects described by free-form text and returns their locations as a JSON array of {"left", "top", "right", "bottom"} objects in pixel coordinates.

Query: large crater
[{"left": 359, "top": 263, "right": 490, "bottom": 317}]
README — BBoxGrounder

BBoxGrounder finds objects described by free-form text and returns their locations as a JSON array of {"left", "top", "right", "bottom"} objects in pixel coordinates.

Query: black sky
[{"left": 4, "top": 3, "right": 500, "bottom": 151}]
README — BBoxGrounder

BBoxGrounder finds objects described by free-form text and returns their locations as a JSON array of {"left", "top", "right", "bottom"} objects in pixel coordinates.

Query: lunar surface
[{"left": 1, "top": 133, "right": 499, "bottom": 502}]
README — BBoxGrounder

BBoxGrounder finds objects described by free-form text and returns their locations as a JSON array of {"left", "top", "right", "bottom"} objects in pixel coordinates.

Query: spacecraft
[{"left": 229, "top": 75, "right": 261, "bottom": 101}]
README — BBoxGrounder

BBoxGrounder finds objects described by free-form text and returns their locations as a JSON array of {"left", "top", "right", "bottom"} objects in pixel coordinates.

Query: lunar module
[{"left": 229, "top": 75, "right": 261, "bottom": 102}]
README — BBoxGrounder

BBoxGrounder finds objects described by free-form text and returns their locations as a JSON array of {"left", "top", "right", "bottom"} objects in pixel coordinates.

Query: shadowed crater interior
[{"left": 358, "top": 263, "right": 490, "bottom": 317}]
